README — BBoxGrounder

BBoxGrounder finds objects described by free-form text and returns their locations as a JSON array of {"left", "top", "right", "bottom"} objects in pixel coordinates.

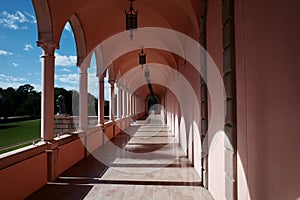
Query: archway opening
[{"left": 147, "top": 95, "right": 159, "bottom": 114}]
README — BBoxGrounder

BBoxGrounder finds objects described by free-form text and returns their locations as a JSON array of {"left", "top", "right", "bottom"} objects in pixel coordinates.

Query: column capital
[
  {"left": 76, "top": 56, "right": 85, "bottom": 67},
  {"left": 37, "top": 40, "right": 59, "bottom": 55},
  {"left": 122, "top": 88, "right": 128, "bottom": 93},
  {"left": 78, "top": 60, "right": 91, "bottom": 71},
  {"left": 116, "top": 82, "right": 121, "bottom": 88},
  {"left": 127, "top": 89, "right": 133, "bottom": 94},
  {"left": 98, "top": 75, "right": 105, "bottom": 83},
  {"left": 78, "top": 52, "right": 92, "bottom": 69},
  {"left": 109, "top": 80, "right": 115, "bottom": 86}
]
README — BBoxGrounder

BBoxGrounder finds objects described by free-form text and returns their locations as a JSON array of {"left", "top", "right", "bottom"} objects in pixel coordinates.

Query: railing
[
  {"left": 0, "top": 138, "right": 42, "bottom": 154},
  {"left": 1, "top": 113, "right": 145, "bottom": 155}
]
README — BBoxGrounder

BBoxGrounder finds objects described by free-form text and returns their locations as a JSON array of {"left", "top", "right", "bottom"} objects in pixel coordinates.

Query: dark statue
[{"left": 56, "top": 95, "right": 67, "bottom": 115}]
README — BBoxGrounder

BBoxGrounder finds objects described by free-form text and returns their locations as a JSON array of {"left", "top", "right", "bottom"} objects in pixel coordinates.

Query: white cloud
[
  {"left": 24, "top": 44, "right": 33, "bottom": 51},
  {"left": 54, "top": 72, "right": 101, "bottom": 97},
  {"left": 60, "top": 68, "right": 72, "bottom": 72},
  {"left": 20, "top": 26, "right": 28, "bottom": 30},
  {"left": 55, "top": 73, "right": 79, "bottom": 85},
  {"left": 0, "top": 73, "right": 27, "bottom": 88},
  {"left": 54, "top": 73, "right": 79, "bottom": 91},
  {"left": 88, "top": 73, "right": 99, "bottom": 97},
  {"left": 24, "top": 12, "right": 36, "bottom": 24},
  {"left": 12, "top": 62, "right": 19, "bottom": 67},
  {"left": 55, "top": 53, "right": 77, "bottom": 67},
  {"left": 0, "top": 73, "right": 41, "bottom": 91},
  {"left": 0, "top": 11, "right": 35, "bottom": 30},
  {"left": 27, "top": 73, "right": 32, "bottom": 76},
  {"left": 31, "top": 84, "right": 41, "bottom": 92},
  {"left": 0, "top": 50, "right": 13, "bottom": 56},
  {"left": 64, "top": 22, "right": 72, "bottom": 33}
]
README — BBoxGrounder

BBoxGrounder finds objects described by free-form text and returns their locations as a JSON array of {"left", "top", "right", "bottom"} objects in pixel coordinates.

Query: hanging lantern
[
  {"left": 139, "top": 48, "right": 146, "bottom": 65},
  {"left": 144, "top": 66, "right": 149, "bottom": 78},
  {"left": 125, "top": 0, "right": 138, "bottom": 30},
  {"left": 139, "top": 47, "right": 146, "bottom": 69}
]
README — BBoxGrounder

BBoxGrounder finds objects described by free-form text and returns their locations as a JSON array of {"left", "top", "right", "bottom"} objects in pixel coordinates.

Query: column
[
  {"left": 109, "top": 80, "right": 115, "bottom": 121},
  {"left": 125, "top": 90, "right": 128, "bottom": 117},
  {"left": 136, "top": 97, "right": 140, "bottom": 113},
  {"left": 136, "top": 96, "right": 138, "bottom": 114},
  {"left": 38, "top": 40, "right": 58, "bottom": 141},
  {"left": 79, "top": 65, "right": 88, "bottom": 131},
  {"left": 128, "top": 93, "right": 132, "bottom": 116},
  {"left": 133, "top": 95, "right": 136, "bottom": 115},
  {"left": 97, "top": 75, "right": 105, "bottom": 124},
  {"left": 126, "top": 91, "right": 129, "bottom": 117},
  {"left": 131, "top": 94, "right": 134, "bottom": 115},
  {"left": 117, "top": 85, "right": 122, "bottom": 119},
  {"left": 122, "top": 89, "right": 126, "bottom": 117}
]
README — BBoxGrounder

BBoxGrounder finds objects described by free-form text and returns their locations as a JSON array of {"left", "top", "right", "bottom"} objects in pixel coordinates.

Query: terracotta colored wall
[
  {"left": 0, "top": 153, "right": 47, "bottom": 200},
  {"left": 57, "top": 139, "right": 85, "bottom": 175},
  {"left": 235, "top": 0, "right": 300, "bottom": 199}
]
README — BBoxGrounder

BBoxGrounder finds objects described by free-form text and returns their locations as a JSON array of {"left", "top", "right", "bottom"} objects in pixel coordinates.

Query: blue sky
[{"left": 0, "top": 0, "right": 109, "bottom": 99}]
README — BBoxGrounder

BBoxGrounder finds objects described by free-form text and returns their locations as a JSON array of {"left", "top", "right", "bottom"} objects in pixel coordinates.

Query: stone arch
[
  {"left": 32, "top": 0, "right": 54, "bottom": 42},
  {"left": 69, "top": 14, "right": 87, "bottom": 66}
]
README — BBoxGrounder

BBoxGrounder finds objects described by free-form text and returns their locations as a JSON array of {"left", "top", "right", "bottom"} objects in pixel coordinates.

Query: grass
[{"left": 0, "top": 119, "right": 41, "bottom": 153}]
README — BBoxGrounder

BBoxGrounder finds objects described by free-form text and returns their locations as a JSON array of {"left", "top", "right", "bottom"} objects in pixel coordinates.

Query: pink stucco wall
[
  {"left": 86, "top": 130, "right": 103, "bottom": 154},
  {"left": 104, "top": 124, "right": 114, "bottom": 141},
  {"left": 206, "top": 0, "right": 225, "bottom": 199},
  {"left": 0, "top": 153, "right": 47, "bottom": 200},
  {"left": 57, "top": 139, "right": 85, "bottom": 175},
  {"left": 235, "top": 0, "right": 300, "bottom": 199}
]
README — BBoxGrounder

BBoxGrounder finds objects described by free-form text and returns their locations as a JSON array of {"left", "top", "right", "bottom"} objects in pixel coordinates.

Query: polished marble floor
[{"left": 27, "top": 115, "right": 213, "bottom": 200}]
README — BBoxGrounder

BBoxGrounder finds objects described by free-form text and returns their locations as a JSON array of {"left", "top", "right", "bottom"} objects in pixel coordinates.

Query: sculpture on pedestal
[{"left": 56, "top": 95, "right": 67, "bottom": 115}]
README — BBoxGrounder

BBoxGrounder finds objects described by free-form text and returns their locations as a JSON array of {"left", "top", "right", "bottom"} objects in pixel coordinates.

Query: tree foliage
[{"left": 0, "top": 84, "right": 104, "bottom": 118}]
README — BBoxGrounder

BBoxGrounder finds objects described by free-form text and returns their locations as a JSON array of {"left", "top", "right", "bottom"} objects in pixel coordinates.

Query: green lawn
[{"left": 0, "top": 119, "right": 41, "bottom": 152}]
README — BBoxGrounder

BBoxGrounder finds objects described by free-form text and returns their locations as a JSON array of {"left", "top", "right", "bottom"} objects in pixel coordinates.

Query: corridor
[{"left": 27, "top": 115, "right": 213, "bottom": 200}]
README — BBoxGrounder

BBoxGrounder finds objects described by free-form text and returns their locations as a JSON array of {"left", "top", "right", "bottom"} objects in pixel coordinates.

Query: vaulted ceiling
[{"left": 32, "top": 0, "right": 203, "bottom": 99}]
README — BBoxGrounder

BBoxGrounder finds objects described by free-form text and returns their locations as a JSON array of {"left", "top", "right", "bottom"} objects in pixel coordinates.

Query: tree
[
  {"left": 2, "top": 87, "right": 16, "bottom": 118},
  {"left": 16, "top": 91, "right": 41, "bottom": 117},
  {"left": 104, "top": 100, "right": 109, "bottom": 116},
  {"left": 71, "top": 90, "right": 79, "bottom": 116},
  {"left": 14, "top": 85, "right": 40, "bottom": 116},
  {"left": 15, "top": 84, "right": 35, "bottom": 108},
  {"left": 88, "top": 93, "right": 98, "bottom": 116},
  {"left": 0, "top": 85, "right": 101, "bottom": 118},
  {"left": 0, "top": 94, "right": 4, "bottom": 119}
]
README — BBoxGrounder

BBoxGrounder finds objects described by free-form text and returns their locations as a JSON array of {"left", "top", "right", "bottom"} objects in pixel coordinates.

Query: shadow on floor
[{"left": 27, "top": 116, "right": 213, "bottom": 200}]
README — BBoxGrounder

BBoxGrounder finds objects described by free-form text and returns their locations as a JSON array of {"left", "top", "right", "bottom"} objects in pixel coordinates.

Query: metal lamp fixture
[
  {"left": 139, "top": 47, "right": 146, "bottom": 69},
  {"left": 144, "top": 65, "right": 149, "bottom": 78},
  {"left": 125, "top": 0, "right": 138, "bottom": 30},
  {"left": 146, "top": 78, "right": 151, "bottom": 84}
]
